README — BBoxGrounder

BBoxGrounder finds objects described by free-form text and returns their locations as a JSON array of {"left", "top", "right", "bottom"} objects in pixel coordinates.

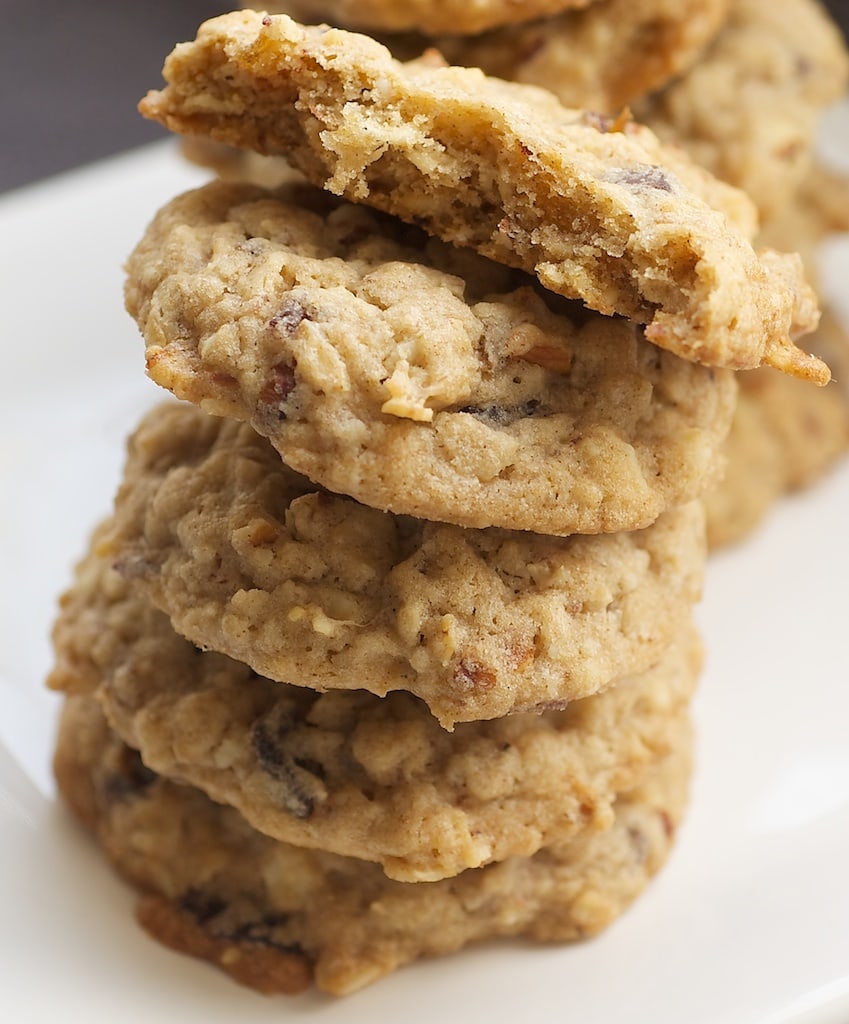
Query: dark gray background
[
  {"left": 2, "top": 0, "right": 848, "bottom": 193},
  {"left": 0, "top": 0, "right": 228, "bottom": 192}
]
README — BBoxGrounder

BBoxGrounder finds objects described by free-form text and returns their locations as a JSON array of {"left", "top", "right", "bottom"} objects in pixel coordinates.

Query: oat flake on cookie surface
[{"left": 139, "top": 11, "right": 826, "bottom": 383}]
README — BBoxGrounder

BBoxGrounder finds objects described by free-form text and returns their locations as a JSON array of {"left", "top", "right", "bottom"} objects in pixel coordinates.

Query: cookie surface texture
[
  {"left": 49, "top": 523, "right": 700, "bottom": 879},
  {"left": 90, "top": 402, "right": 707, "bottom": 725},
  {"left": 139, "top": 12, "right": 826, "bottom": 382},
  {"left": 126, "top": 184, "right": 738, "bottom": 537},
  {"left": 54, "top": 696, "right": 691, "bottom": 996}
]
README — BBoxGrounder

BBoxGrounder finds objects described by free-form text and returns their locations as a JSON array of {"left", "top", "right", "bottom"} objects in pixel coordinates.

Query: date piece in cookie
[
  {"left": 635, "top": 0, "right": 849, "bottom": 220},
  {"left": 139, "top": 11, "right": 826, "bottom": 383},
  {"left": 89, "top": 403, "right": 707, "bottom": 725},
  {"left": 54, "top": 696, "right": 691, "bottom": 996},
  {"left": 49, "top": 527, "right": 699, "bottom": 880},
  {"left": 127, "top": 184, "right": 737, "bottom": 537}
]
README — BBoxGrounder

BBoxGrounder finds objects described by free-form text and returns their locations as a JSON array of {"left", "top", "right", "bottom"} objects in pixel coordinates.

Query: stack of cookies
[
  {"left": 48, "top": 5, "right": 840, "bottom": 998},
  {"left": 186, "top": 0, "right": 849, "bottom": 546}
]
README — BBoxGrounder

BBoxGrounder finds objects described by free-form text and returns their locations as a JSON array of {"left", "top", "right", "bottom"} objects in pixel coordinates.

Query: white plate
[{"left": 2, "top": 130, "right": 849, "bottom": 1024}]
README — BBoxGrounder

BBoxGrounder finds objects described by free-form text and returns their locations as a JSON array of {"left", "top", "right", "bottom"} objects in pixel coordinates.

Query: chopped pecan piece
[
  {"left": 258, "top": 361, "right": 297, "bottom": 421},
  {"left": 269, "top": 297, "right": 309, "bottom": 335},
  {"left": 606, "top": 164, "right": 674, "bottom": 192},
  {"left": 452, "top": 658, "right": 497, "bottom": 694}
]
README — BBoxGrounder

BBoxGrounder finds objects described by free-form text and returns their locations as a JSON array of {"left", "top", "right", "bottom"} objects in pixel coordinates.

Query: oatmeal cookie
[
  {"left": 84, "top": 403, "right": 707, "bottom": 725},
  {"left": 54, "top": 695, "right": 691, "bottom": 996},
  {"left": 49, "top": 528, "right": 699, "bottom": 879},
  {"left": 126, "top": 184, "right": 737, "bottom": 537},
  {"left": 635, "top": 0, "right": 849, "bottom": 221},
  {"left": 139, "top": 12, "right": 825, "bottom": 382},
  {"left": 249, "top": 0, "right": 598, "bottom": 36},
  {"left": 706, "top": 308, "right": 849, "bottom": 547},
  {"left": 758, "top": 162, "right": 849, "bottom": 284},
  {"left": 409, "top": 0, "right": 731, "bottom": 113},
  {"left": 706, "top": 167, "right": 849, "bottom": 547}
]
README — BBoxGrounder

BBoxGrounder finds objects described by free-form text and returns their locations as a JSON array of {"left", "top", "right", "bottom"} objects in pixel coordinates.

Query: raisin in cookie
[
  {"left": 89, "top": 403, "right": 707, "bottom": 725},
  {"left": 635, "top": 0, "right": 849, "bottom": 221},
  {"left": 126, "top": 184, "right": 737, "bottom": 537},
  {"left": 49, "top": 526, "right": 699, "bottom": 879},
  {"left": 54, "top": 695, "right": 691, "bottom": 996},
  {"left": 138, "top": 12, "right": 825, "bottom": 382}
]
